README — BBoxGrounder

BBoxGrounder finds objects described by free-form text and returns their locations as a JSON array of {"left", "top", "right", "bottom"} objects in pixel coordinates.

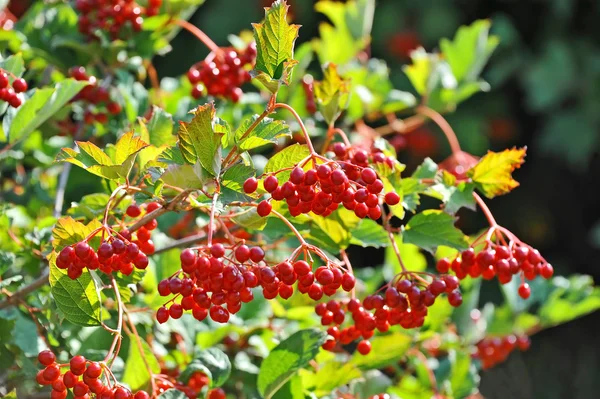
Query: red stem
[{"left": 175, "top": 19, "right": 221, "bottom": 54}]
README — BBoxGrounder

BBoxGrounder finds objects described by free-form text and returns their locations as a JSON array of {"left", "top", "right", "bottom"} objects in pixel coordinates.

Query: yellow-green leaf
[
  {"left": 253, "top": 0, "right": 300, "bottom": 85},
  {"left": 235, "top": 115, "right": 291, "bottom": 151},
  {"left": 52, "top": 217, "right": 103, "bottom": 251},
  {"left": 122, "top": 334, "right": 161, "bottom": 391},
  {"left": 467, "top": 147, "right": 527, "bottom": 198},
  {"left": 313, "top": 63, "right": 350, "bottom": 124}
]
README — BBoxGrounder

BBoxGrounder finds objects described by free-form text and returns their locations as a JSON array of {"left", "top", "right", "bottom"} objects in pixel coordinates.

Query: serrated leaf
[
  {"left": 350, "top": 219, "right": 389, "bottom": 248},
  {"left": 264, "top": 143, "right": 310, "bottom": 182},
  {"left": 141, "top": 106, "right": 175, "bottom": 147},
  {"left": 4, "top": 79, "right": 88, "bottom": 143},
  {"left": 180, "top": 348, "right": 231, "bottom": 387},
  {"left": 48, "top": 252, "right": 102, "bottom": 327},
  {"left": 231, "top": 207, "right": 267, "bottom": 230},
  {"left": 257, "top": 329, "right": 327, "bottom": 399},
  {"left": 122, "top": 334, "right": 161, "bottom": 391},
  {"left": 302, "top": 361, "right": 361, "bottom": 396},
  {"left": 235, "top": 115, "right": 291, "bottom": 151},
  {"left": 402, "top": 210, "right": 469, "bottom": 253},
  {"left": 313, "top": 63, "right": 350, "bottom": 124},
  {"left": 253, "top": 0, "right": 300, "bottom": 84},
  {"left": 439, "top": 19, "right": 499, "bottom": 83},
  {"left": 222, "top": 164, "right": 255, "bottom": 193},
  {"left": 350, "top": 332, "right": 412, "bottom": 369},
  {"left": 52, "top": 217, "right": 103, "bottom": 251},
  {"left": 56, "top": 132, "right": 149, "bottom": 181},
  {"left": 177, "top": 103, "right": 224, "bottom": 176},
  {"left": 467, "top": 147, "right": 526, "bottom": 198}
]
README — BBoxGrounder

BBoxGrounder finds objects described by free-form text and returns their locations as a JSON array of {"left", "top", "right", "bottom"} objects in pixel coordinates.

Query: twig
[
  {"left": 54, "top": 123, "right": 85, "bottom": 218},
  {"left": 0, "top": 268, "right": 49, "bottom": 310}
]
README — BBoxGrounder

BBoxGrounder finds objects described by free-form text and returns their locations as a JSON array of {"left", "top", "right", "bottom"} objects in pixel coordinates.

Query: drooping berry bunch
[
  {"left": 75, "top": 0, "right": 162, "bottom": 40},
  {"left": 69, "top": 66, "right": 122, "bottom": 124},
  {"left": 244, "top": 159, "right": 400, "bottom": 220},
  {"left": 0, "top": 68, "right": 27, "bottom": 108},
  {"left": 155, "top": 243, "right": 357, "bottom": 324},
  {"left": 474, "top": 334, "right": 531, "bottom": 370},
  {"left": 319, "top": 274, "right": 462, "bottom": 355},
  {"left": 187, "top": 43, "right": 256, "bottom": 102},
  {"left": 36, "top": 350, "right": 150, "bottom": 399},
  {"left": 437, "top": 241, "right": 553, "bottom": 299},
  {"left": 56, "top": 202, "right": 160, "bottom": 279}
]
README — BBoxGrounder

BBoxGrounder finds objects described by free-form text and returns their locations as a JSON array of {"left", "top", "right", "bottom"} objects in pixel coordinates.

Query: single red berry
[
  {"left": 518, "top": 283, "right": 531, "bottom": 299},
  {"left": 70, "top": 355, "right": 87, "bottom": 374},
  {"left": 384, "top": 192, "right": 400, "bottom": 206},
  {"left": 73, "top": 381, "right": 89, "bottom": 396},
  {"left": 360, "top": 168, "right": 377, "bottom": 184},
  {"left": 63, "top": 371, "right": 77, "bottom": 388},
  {"left": 126, "top": 204, "right": 141, "bottom": 217},
  {"left": 43, "top": 364, "right": 60, "bottom": 382},
  {"left": 156, "top": 306, "right": 169, "bottom": 324},
  {"left": 208, "top": 388, "right": 226, "bottom": 399},
  {"left": 51, "top": 390, "right": 68, "bottom": 399},
  {"left": 210, "top": 243, "right": 226, "bottom": 258},
  {"left": 75, "top": 242, "right": 91, "bottom": 260},
  {"left": 85, "top": 362, "right": 102, "bottom": 379},
  {"left": 234, "top": 245, "right": 251, "bottom": 262},
  {"left": 243, "top": 177, "right": 258, "bottom": 194},
  {"left": 249, "top": 246, "right": 265, "bottom": 262},
  {"left": 38, "top": 350, "right": 56, "bottom": 366},
  {"left": 357, "top": 340, "right": 372, "bottom": 355},
  {"left": 12, "top": 78, "right": 27, "bottom": 93},
  {"left": 263, "top": 175, "right": 278, "bottom": 193},
  {"left": 257, "top": 200, "right": 272, "bottom": 217},
  {"left": 293, "top": 260, "right": 311, "bottom": 276},
  {"left": 448, "top": 290, "right": 463, "bottom": 307},
  {"left": 180, "top": 248, "right": 197, "bottom": 266},
  {"left": 114, "top": 387, "right": 132, "bottom": 399},
  {"left": 134, "top": 391, "right": 150, "bottom": 399}
]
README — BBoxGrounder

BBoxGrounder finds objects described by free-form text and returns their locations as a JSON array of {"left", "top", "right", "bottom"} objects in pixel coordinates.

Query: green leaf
[
  {"left": 157, "top": 389, "right": 188, "bottom": 399},
  {"left": 231, "top": 207, "right": 268, "bottom": 230},
  {"left": 448, "top": 350, "right": 478, "bottom": 398},
  {"left": 538, "top": 275, "right": 600, "bottom": 328},
  {"left": 350, "top": 332, "right": 412, "bottom": 369},
  {"left": 48, "top": 252, "right": 102, "bottom": 327},
  {"left": 350, "top": 219, "right": 389, "bottom": 248},
  {"left": 439, "top": 19, "right": 499, "bottom": 83},
  {"left": 467, "top": 147, "right": 526, "bottom": 198},
  {"left": 253, "top": 0, "right": 300, "bottom": 85},
  {"left": 0, "top": 53, "right": 25, "bottom": 77},
  {"left": 140, "top": 106, "right": 175, "bottom": 147},
  {"left": 180, "top": 348, "right": 231, "bottom": 387},
  {"left": 56, "top": 132, "right": 150, "bottom": 181},
  {"left": 177, "top": 103, "right": 224, "bottom": 176},
  {"left": 313, "top": 63, "right": 350, "bottom": 125},
  {"left": 264, "top": 143, "right": 310, "bottom": 182},
  {"left": 4, "top": 79, "right": 88, "bottom": 143},
  {"left": 257, "top": 328, "right": 327, "bottom": 399},
  {"left": 122, "top": 335, "right": 161, "bottom": 391},
  {"left": 235, "top": 115, "right": 291, "bottom": 151},
  {"left": 302, "top": 361, "right": 361, "bottom": 396},
  {"left": 402, "top": 210, "right": 469, "bottom": 253},
  {"left": 222, "top": 164, "right": 255, "bottom": 193}
]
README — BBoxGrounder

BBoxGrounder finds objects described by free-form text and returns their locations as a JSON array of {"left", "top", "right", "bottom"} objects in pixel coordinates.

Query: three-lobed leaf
[
  {"left": 252, "top": 0, "right": 300, "bottom": 88},
  {"left": 467, "top": 147, "right": 527, "bottom": 198},
  {"left": 402, "top": 210, "right": 469, "bottom": 253},
  {"left": 235, "top": 115, "right": 291, "bottom": 151}
]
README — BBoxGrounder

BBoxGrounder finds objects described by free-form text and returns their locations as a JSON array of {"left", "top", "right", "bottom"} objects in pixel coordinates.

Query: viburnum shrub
[{"left": 0, "top": 1, "right": 598, "bottom": 398}]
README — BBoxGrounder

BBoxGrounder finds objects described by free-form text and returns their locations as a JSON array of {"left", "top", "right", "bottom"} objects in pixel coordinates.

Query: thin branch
[
  {"left": 416, "top": 106, "right": 462, "bottom": 155},
  {"left": 0, "top": 268, "right": 49, "bottom": 310},
  {"left": 174, "top": 18, "right": 221, "bottom": 54}
]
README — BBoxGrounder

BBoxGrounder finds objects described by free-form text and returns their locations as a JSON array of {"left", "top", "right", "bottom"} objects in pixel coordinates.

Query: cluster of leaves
[{"left": 0, "top": 1, "right": 598, "bottom": 399}]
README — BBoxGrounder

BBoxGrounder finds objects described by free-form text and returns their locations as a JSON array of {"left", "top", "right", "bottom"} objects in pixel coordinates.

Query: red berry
[
  {"left": 243, "top": 177, "right": 258, "bottom": 194},
  {"left": 12, "top": 78, "right": 27, "bottom": 93},
  {"left": 263, "top": 175, "right": 278, "bottom": 193},
  {"left": 257, "top": 200, "right": 272, "bottom": 217},
  {"left": 249, "top": 246, "right": 265, "bottom": 262},
  {"left": 211, "top": 243, "right": 225, "bottom": 258},
  {"left": 360, "top": 168, "right": 377, "bottom": 184},
  {"left": 44, "top": 364, "right": 60, "bottom": 382},
  {"left": 38, "top": 350, "right": 56, "bottom": 366},
  {"left": 126, "top": 204, "right": 141, "bottom": 217},
  {"left": 156, "top": 307, "right": 169, "bottom": 324},
  {"left": 85, "top": 362, "right": 102, "bottom": 379},
  {"left": 208, "top": 388, "right": 226, "bottom": 399},
  {"left": 70, "top": 355, "right": 87, "bottom": 374},
  {"left": 357, "top": 340, "right": 372, "bottom": 355},
  {"left": 134, "top": 392, "right": 150, "bottom": 399},
  {"left": 293, "top": 260, "right": 311, "bottom": 276},
  {"left": 448, "top": 290, "right": 463, "bottom": 307},
  {"left": 384, "top": 192, "right": 400, "bottom": 205},
  {"left": 114, "top": 387, "right": 132, "bottom": 399},
  {"left": 51, "top": 390, "right": 68, "bottom": 399},
  {"left": 73, "top": 381, "right": 89, "bottom": 396},
  {"left": 63, "top": 371, "right": 78, "bottom": 388},
  {"left": 75, "top": 242, "right": 91, "bottom": 260},
  {"left": 234, "top": 245, "right": 250, "bottom": 262},
  {"left": 518, "top": 283, "right": 531, "bottom": 299}
]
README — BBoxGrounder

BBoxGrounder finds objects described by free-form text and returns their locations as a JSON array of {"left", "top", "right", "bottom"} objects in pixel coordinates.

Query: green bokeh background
[{"left": 159, "top": 1, "right": 600, "bottom": 397}]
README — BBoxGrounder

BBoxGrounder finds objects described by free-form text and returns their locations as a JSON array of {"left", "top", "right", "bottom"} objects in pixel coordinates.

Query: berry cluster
[
  {"left": 0, "top": 69, "right": 27, "bottom": 108},
  {"left": 319, "top": 275, "right": 462, "bottom": 354},
  {"left": 69, "top": 66, "right": 122, "bottom": 124},
  {"left": 436, "top": 243, "right": 553, "bottom": 299},
  {"left": 56, "top": 202, "right": 160, "bottom": 279},
  {"left": 187, "top": 44, "right": 256, "bottom": 102},
  {"left": 75, "top": 0, "right": 162, "bottom": 40},
  {"left": 329, "top": 142, "right": 399, "bottom": 172},
  {"left": 36, "top": 350, "right": 149, "bottom": 399},
  {"left": 243, "top": 159, "right": 400, "bottom": 220},
  {"left": 155, "top": 370, "right": 224, "bottom": 399},
  {"left": 155, "top": 244, "right": 356, "bottom": 324},
  {"left": 474, "top": 335, "right": 531, "bottom": 369}
]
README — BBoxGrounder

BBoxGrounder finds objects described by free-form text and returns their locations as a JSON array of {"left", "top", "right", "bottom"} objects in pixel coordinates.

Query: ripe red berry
[
  {"left": 12, "top": 78, "right": 27, "bottom": 93},
  {"left": 85, "top": 362, "right": 102, "bottom": 379},
  {"left": 73, "top": 381, "right": 89, "bottom": 396},
  {"left": 156, "top": 306, "right": 169, "bottom": 324},
  {"left": 293, "top": 260, "right": 311, "bottom": 276},
  {"left": 249, "top": 246, "right": 265, "bottom": 262},
  {"left": 134, "top": 391, "right": 150, "bottom": 399},
  {"left": 384, "top": 192, "right": 400, "bottom": 206},
  {"left": 114, "top": 387, "right": 132, "bottom": 399},
  {"left": 38, "top": 350, "right": 56, "bottom": 366},
  {"left": 210, "top": 243, "right": 225, "bottom": 258},
  {"left": 63, "top": 371, "right": 77, "bottom": 388},
  {"left": 43, "top": 364, "right": 60, "bottom": 382},
  {"left": 169, "top": 303, "right": 183, "bottom": 319},
  {"left": 234, "top": 245, "right": 251, "bottom": 262},
  {"left": 51, "top": 390, "right": 68, "bottom": 399},
  {"left": 448, "top": 290, "right": 463, "bottom": 307},
  {"left": 243, "top": 177, "right": 258, "bottom": 194},
  {"left": 518, "top": 283, "right": 531, "bottom": 299},
  {"left": 360, "top": 168, "right": 377, "bottom": 184},
  {"left": 70, "top": 355, "right": 87, "bottom": 374},
  {"left": 75, "top": 242, "right": 91, "bottom": 260},
  {"left": 257, "top": 200, "right": 272, "bottom": 217},
  {"left": 263, "top": 175, "right": 278, "bottom": 193},
  {"left": 357, "top": 340, "right": 372, "bottom": 355},
  {"left": 208, "top": 388, "right": 226, "bottom": 399},
  {"left": 126, "top": 204, "right": 141, "bottom": 217}
]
